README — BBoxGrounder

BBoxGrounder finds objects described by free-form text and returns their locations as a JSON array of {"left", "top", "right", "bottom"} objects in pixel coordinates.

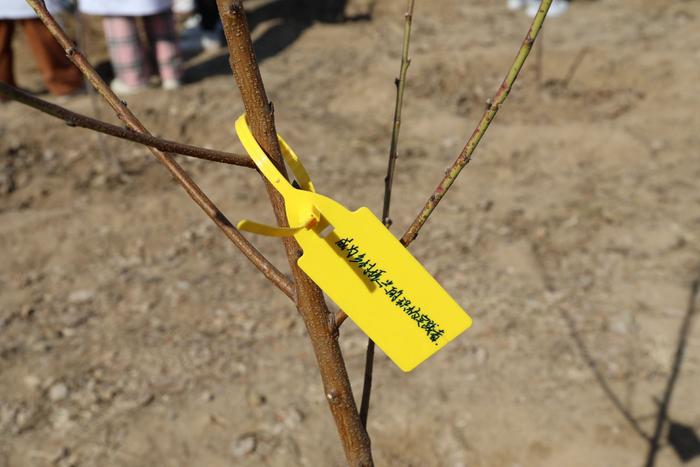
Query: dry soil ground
[{"left": 1, "top": 0, "right": 700, "bottom": 466}]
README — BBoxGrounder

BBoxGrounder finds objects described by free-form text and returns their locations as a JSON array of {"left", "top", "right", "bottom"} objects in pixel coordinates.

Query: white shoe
[
  {"left": 200, "top": 29, "right": 223, "bottom": 51},
  {"left": 173, "top": 0, "right": 195, "bottom": 14},
  {"left": 110, "top": 77, "right": 148, "bottom": 95},
  {"left": 179, "top": 14, "right": 204, "bottom": 52},
  {"left": 526, "top": 0, "right": 569, "bottom": 18},
  {"left": 179, "top": 17, "right": 223, "bottom": 52},
  {"left": 507, "top": 0, "right": 527, "bottom": 10},
  {"left": 162, "top": 79, "right": 182, "bottom": 91}
]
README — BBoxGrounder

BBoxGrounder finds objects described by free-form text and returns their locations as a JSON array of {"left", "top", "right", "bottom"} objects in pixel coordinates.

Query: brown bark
[
  {"left": 215, "top": 1, "right": 373, "bottom": 465},
  {"left": 0, "top": 82, "right": 253, "bottom": 168},
  {"left": 24, "top": 0, "right": 295, "bottom": 300}
]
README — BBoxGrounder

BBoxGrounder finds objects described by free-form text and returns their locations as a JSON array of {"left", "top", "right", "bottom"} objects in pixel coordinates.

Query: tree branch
[
  {"left": 401, "top": 0, "right": 553, "bottom": 246},
  {"left": 359, "top": 0, "right": 416, "bottom": 431},
  {"left": 0, "top": 82, "right": 254, "bottom": 168},
  {"left": 382, "top": 0, "right": 415, "bottom": 229},
  {"left": 25, "top": 0, "right": 294, "bottom": 300},
  {"left": 335, "top": 310, "right": 349, "bottom": 328},
  {"left": 215, "top": 1, "right": 373, "bottom": 465}
]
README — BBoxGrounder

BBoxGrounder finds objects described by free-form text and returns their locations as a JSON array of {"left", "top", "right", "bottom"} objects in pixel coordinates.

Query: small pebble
[
  {"left": 19, "top": 304, "right": 35, "bottom": 319},
  {"left": 68, "top": 290, "right": 95, "bottom": 304},
  {"left": 48, "top": 383, "right": 68, "bottom": 402},
  {"left": 247, "top": 391, "right": 267, "bottom": 408},
  {"left": 282, "top": 407, "right": 305, "bottom": 428},
  {"left": 474, "top": 346, "right": 488, "bottom": 365},
  {"left": 23, "top": 375, "right": 41, "bottom": 390},
  {"left": 230, "top": 433, "right": 257, "bottom": 458},
  {"left": 51, "top": 408, "right": 72, "bottom": 430}
]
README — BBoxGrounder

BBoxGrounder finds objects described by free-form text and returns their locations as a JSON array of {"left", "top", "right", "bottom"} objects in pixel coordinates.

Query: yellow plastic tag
[{"left": 235, "top": 115, "right": 472, "bottom": 371}]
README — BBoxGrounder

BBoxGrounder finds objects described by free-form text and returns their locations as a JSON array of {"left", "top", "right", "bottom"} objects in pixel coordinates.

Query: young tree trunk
[{"left": 215, "top": 1, "right": 374, "bottom": 465}]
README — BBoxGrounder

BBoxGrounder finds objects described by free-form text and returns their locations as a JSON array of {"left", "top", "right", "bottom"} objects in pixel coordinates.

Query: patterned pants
[{"left": 102, "top": 11, "right": 182, "bottom": 86}]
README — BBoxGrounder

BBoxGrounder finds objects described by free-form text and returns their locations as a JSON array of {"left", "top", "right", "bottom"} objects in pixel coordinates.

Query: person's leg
[
  {"left": 195, "top": 0, "right": 220, "bottom": 31},
  {"left": 102, "top": 16, "right": 150, "bottom": 89},
  {"left": 0, "top": 20, "right": 16, "bottom": 92},
  {"left": 143, "top": 10, "right": 183, "bottom": 89},
  {"left": 20, "top": 18, "right": 83, "bottom": 95}
]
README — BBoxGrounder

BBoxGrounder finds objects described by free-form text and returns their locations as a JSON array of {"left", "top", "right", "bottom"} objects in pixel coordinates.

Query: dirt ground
[{"left": 2, "top": 0, "right": 700, "bottom": 466}]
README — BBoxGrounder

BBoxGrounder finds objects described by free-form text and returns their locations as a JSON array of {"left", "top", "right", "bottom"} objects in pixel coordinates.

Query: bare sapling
[{"left": 1, "top": 0, "right": 555, "bottom": 464}]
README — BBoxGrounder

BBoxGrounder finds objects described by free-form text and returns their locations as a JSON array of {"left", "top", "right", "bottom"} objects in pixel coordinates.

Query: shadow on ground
[
  {"left": 563, "top": 276, "right": 700, "bottom": 467},
  {"left": 185, "top": 0, "right": 371, "bottom": 84},
  {"left": 531, "top": 238, "right": 700, "bottom": 467}
]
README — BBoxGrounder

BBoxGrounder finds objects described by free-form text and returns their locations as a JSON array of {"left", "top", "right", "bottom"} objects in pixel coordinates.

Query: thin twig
[
  {"left": 0, "top": 82, "right": 254, "bottom": 168},
  {"left": 335, "top": 0, "right": 554, "bottom": 356},
  {"left": 359, "top": 0, "right": 416, "bottom": 431},
  {"left": 401, "top": 0, "right": 553, "bottom": 246},
  {"left": 335, "top": 310, "right": 349, "bottom": 328},
  {"left": 215, "top": 1, "right": 373, "bottom": 465},
  {"left": 381, "top": 0, "right": 415, "bottom": 228},
  {"left": 25, "top": 0, "right": 294, "bottom": 300}
]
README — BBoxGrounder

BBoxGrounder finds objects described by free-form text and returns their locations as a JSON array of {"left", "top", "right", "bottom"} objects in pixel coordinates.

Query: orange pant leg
[
  {"left": 21, "top": 18, "right": 82, "bottom": 96},
  {"left": 0, "top": 20, "right": 16, "bottom": 94}
]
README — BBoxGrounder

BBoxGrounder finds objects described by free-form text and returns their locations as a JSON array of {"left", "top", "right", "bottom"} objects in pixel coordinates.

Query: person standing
[
  {"left": 194, "top": 0, "right": 223, "bottom": 47},
  {"left": 78, "top": 0, "right": 183, "bottom": 95},
  {"left": 0, "top": 0, "right": 83, "bottom": 98},
  {"left": 178, "top": 0, "right": 223, "bottom": 52}
]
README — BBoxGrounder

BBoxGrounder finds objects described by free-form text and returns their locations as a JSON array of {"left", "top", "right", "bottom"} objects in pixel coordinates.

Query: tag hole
[{"left": 319, "top": 224, "right": 335, "bottom": 238}]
